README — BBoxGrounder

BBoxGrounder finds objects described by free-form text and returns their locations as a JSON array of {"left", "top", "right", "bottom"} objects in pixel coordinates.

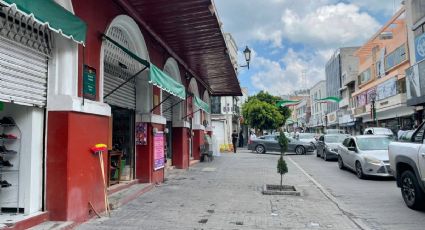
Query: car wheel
[
  {"left": 323, "top": 152, "right": 328, "bottom": 161},
  {"left": 338, "top": 156, "right": 345, "bottom": 169},
  {"left": 255, "top": 145, "right": 266, "bottom": 154},
  {"left": 355, "top": 161, "right": 365, "bottom": 179},
  {"left": 400, "top": 170, "right": 425, "bottom": 210},
  {"left": 295, "top": 146, "right": 305, "bottom": 155}
]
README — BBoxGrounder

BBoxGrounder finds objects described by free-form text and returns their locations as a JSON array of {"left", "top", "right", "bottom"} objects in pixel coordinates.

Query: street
[
  {"left": 288, "top": 152, "right": 425, "bottom": 230},
  {"left": 76, "top": 148, "right": 425, "bottom": 230}
]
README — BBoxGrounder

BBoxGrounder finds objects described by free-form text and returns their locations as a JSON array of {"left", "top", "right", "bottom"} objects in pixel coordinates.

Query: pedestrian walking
[
  {"left": 249, "top": 131, "right": 257, "bottom": 144},
  {"left": 231, "top": 130, "right": 238, "bottom": 153},
  {"left": 238, "top": 130, "right": 244, "bottom": 147}
]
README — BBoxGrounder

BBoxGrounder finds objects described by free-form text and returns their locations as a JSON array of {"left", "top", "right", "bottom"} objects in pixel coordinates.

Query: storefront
[{"left": 0, "top": 0, "right": 88, "bottom": 226}]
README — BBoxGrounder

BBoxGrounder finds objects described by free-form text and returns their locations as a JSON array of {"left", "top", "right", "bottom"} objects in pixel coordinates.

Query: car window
[
  {"left": 319, "top": 136, "right": 324, "bottom": 141},
  {"left": 356, "top": 137, "right": 390, "bottom": 150},
  {"left": 258, "top": 136, "right": 265, "bottom": 140},
  {"left": 325, "top": 135, "right": 346, "bottom": 143},
  {"left": 413, "top": 124, "right": 425, "bottom": 143},
  {"left": 299, "top": 133, "right": 315, "bottom": 139},
  {"left": 265, "top": 136, "right": 275, "bottom": 140},
  {"left": 342, "top": 138, "right": 350, "bottom": 147},
  {"left": 348, "top": 139, "right": 356, "bottom": 148}
]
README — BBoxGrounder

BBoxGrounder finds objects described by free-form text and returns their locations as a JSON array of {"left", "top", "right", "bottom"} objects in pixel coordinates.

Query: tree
[
  {"left": 242, "top": 99, "right": 283, "bottom": 132},
  {"left": 242, "top": 91, "right": 292, "bottom": 131},
  {"left": 277, "top": 130, "right": 289, "bottom": 189}
]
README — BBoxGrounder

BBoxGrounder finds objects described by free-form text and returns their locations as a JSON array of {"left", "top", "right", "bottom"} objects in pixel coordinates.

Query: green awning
[
  {"left": 194, "top": 96, "right": 210, "bottom": 114},
  {"left": 1, "top": 0, "right": 87, "bottom": 44},
  {"left": 149, "top": 64, "right": 186, "bottom": 100},
  {"left": 103, "top": 34, "right": 186, "bottom": 100}
]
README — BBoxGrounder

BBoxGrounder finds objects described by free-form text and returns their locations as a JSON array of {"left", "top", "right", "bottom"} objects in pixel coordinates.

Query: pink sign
[{"left": 153, "top": 132, "right": 165, "bottom": 170}]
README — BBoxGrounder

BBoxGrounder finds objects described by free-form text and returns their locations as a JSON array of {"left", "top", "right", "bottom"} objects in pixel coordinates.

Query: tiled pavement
[{"left": 77, "top": 149, "right": 361, "bottom": 230}]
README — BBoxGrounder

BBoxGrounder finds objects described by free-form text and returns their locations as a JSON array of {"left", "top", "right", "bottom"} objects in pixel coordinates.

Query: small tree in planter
[{"left": 277, "top": 130, "right": 288, "bottom": 190}]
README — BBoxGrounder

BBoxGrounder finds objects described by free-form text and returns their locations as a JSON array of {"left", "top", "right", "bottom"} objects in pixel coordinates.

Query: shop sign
[
  {"left": 376, "top": 78, "right": 396, "bottom": 101},
  {"left": 415, "top": 33, "right": 425, "bottom": 63},
  {"left": 83, "top": 65, "right": 96, "bottom": 100},
  {"left": 327, "top": 111, "right": 337, "bottom": 124},
  {"left": 135, "top": 122, "right": 148, "bottom": 145},
  {"left": 153, "top": 132, "right": 165, "bottom": 170}
]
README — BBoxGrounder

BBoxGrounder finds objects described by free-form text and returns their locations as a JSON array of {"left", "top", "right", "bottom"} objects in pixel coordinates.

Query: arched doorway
[
  {"left": 101, "top": 15, "right": 150, "bottom": 184},
  {"left": 162, "top": 58, "right": 183, "bottom": 162}
]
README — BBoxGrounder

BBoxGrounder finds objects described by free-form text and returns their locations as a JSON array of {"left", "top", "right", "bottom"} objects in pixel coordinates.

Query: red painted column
[
  {"left": 192, "top": 129, "right": 204, "bottom": 160},
  {"left": 46, "top": 112, "right": 109, "bottom": 222},
  {"left": 135, "top": 123, "right": 165, "bottom": 184},
  {"left": 172, "top": 127, "right": 189, "bottom": 169}
]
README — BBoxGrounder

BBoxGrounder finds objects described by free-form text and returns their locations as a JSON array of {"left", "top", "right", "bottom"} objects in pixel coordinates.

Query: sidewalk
[{"left": 78, "top": 149, "right": 360, "bottom": 230}]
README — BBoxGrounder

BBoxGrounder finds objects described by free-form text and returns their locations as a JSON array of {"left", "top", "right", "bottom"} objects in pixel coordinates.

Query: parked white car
[
  {"left": 338, "top": 135, "right": 393, "bottom": 179},
  {"left": 388, "top": 123, "right": 425, "bottom": 210}
]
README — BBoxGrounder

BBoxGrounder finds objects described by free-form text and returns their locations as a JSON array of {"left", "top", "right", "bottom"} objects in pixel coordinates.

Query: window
[
  {"left": 397, "top": 78, "right": 406, "bottom": 94},
  {"left": 211, "top": 96, "right": 221, "bottom": 114},
  {"left": 384, "top": 44, "right": 407, "bottom": 71},
  {"left": 359, "top": 68, "right": 371, "bottom": 84}
]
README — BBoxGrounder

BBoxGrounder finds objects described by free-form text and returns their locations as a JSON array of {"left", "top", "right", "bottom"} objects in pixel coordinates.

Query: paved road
[{"left": 288, "top": 152, "right": 425, "bottom": 230}]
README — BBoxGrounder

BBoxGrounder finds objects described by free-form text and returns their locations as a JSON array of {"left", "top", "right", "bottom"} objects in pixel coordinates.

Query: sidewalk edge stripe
[{"left": 287, "top": 156, "right": 372, "bottom": 230}]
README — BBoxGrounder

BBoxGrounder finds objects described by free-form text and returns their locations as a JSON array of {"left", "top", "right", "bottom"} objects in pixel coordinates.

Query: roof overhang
[{"left": 116, "top": 0, "right": 242, "bottom": 96}]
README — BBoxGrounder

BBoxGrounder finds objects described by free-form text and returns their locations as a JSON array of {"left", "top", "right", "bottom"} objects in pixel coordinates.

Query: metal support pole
[
  {"left": 103, "top": 66, "right": 148, "bottom": 99},
  {"left": 182, "top": 109, "right": 201, "bottom": 120},
  {"left": 150, "top": 93, "right": 173, "bottom": 113}
]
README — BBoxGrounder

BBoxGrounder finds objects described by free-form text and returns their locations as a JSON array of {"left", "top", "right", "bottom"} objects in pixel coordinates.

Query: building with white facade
[{"left": 309, "top": 80, "right": 327, "bottom": 133}]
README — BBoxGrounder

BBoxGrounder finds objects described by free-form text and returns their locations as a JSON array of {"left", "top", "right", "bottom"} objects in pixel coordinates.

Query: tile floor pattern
[{"left": 78, "top": 150, "right": 360, "bottom": 230}]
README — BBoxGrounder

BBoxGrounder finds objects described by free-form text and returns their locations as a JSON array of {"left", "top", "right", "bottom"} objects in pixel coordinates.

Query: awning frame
[{"left": 101, "top": 34, "right": 186, "bottom": 105}]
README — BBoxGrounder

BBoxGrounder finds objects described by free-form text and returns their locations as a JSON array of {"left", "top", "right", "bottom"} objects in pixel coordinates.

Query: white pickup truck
[{"left": 388, "top": 124, "right": 425, "bottom": 210}]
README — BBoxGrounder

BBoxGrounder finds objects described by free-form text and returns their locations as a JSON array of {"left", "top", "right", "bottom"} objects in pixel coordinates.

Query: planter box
[{"left": 262, "top": 184, "right": 301, "bottom": 196}]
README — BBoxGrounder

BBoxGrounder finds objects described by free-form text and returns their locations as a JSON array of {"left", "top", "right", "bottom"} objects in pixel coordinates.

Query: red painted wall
[
  {"left": 172, "top": 127, "right": 189, "bottom": 169},
  {"left": 47, "top": 112, "right": 109, "bottom": 222}
]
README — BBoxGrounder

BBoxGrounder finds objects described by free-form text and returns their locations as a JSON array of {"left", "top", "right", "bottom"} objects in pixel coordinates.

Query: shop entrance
[
  {"left": 110, "top": 106, "right": 135, "bottom": 185},
  {"left": 103, "top": 25, "right": 140, "bottom": 186}
]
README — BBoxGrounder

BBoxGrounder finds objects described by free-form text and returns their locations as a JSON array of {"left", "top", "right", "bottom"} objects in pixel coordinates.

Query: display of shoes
[
  {"left": 0, "top": 134, "right": 17, "bottom": 139},
  {"left": 1, "top": 160, "right": 13, "bottom": 167},
  {"left": 0, "top": 117, "right": 15, "bottom": 126},
  {"left": 0, "top": 180, "right": 11, "bottom": 188},
  {"left": 0, "top": 146, "right": 17, "bottom": 154}
]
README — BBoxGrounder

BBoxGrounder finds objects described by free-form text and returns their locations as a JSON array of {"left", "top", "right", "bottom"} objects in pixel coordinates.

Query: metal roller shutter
[
  {"left": 162, "top": 91, "right": 173, "bottom": 121},
  {"left": 104, "top": 27, "right": 138, "bottom": 110},
  {"left": 0, "top": 6, "right": 51, "bottom": 107}
]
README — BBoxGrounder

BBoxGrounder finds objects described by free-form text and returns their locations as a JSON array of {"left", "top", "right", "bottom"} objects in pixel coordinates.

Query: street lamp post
[
  {"left": 240, "top": 46, "right": 251, "bottom": 69},
  {"left": 370, "top": 91, "right": 378, "bottom": 126}
]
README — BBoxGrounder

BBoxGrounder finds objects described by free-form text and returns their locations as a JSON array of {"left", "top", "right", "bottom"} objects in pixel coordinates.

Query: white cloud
[
  {"left": 281, "top": 3, "right": 381, "bottom": 48},
  {"left": 250, "top": 49, "right": 328, "bottom": 95}
]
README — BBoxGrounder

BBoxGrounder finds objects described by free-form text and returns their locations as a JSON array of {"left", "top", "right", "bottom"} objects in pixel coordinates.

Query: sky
[{"left": 214, "top": 0, "right": 403, "bottom": 96}]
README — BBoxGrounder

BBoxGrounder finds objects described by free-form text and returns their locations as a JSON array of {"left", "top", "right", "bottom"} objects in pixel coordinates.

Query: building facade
[
  {"left": 405, "top": 0, "right": 425, "bottom": 125},
  {"left": 325, "top": 47, "right": 359, "bottom": 129},
  {"left": 352, "top": 7, "right": 415, "bottom": 133},
  {"left": 309, "top": 80, "right": 327, "bottom": 133},
  {"left": 0, "top": 0, "right": 240, "bottom": 228}
]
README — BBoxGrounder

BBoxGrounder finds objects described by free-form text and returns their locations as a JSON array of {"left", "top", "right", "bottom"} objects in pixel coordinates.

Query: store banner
[
  {"left": 406, "top": 60, "right": 425, "bottom": 105},
  {"left": 376, "top": 78, "right": 396, "bottom": 101},
  {"left": 357, "top": 92, "right": 367, "bottom": 106},
  {"left": 135, "top": 122, "right": 147, "bottom": 145},
  {"left": 366, "top": 88, "right": 376, "bottom": 104},
  {"left": 415, "top": 33, "right": 425, "bottom": 63},
  {"left": 153, "top": 132, "right": 165, "bottom": 170}
]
